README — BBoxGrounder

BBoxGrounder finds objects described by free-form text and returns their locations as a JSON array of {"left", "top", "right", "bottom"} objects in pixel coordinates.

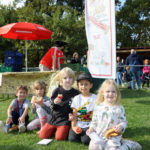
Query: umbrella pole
[{"left": 25, "top": 40, "right": 28, "bottom": 72}]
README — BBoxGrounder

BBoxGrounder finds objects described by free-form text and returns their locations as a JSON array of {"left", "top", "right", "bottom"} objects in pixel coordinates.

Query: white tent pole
[{"left": 25, "top": 40, "right": 27, "bottom": 72}]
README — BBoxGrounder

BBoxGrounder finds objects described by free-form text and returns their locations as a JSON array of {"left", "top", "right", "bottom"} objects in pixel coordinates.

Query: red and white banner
[{"left": 85, "top": 0, "right": 116, "bottom": 79}]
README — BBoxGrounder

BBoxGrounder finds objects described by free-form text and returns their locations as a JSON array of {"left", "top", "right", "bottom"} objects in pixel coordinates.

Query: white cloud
[
  {"left": 0, "top": 0, "right": 25, "bottom": 8},
  {"left": 0, "top": 0, "right": 14, "bottom": 6}
]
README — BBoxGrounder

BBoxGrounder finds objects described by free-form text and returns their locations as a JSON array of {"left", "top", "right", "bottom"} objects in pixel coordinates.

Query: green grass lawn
[{"left": 0, "top": 88, "right": 150, "bottom": 150}]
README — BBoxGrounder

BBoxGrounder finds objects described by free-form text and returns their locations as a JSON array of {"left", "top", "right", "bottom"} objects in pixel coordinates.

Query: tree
[{"left": 116, "top": 0, "right": 150, "bottom": 48}]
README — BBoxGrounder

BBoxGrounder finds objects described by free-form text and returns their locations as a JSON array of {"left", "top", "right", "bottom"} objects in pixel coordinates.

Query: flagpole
[{"left": 25, "top": 40, "right": 27, "bottom": 72}]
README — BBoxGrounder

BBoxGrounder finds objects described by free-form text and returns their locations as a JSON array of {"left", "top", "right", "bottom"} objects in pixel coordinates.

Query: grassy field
[{"left": 0, "top": 88, "right": 150, "bottom": 150}]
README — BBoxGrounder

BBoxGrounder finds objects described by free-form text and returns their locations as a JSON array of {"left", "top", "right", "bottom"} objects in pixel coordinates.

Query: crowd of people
[
  {"left": 0, "top": 67, "right": 142, "bottom": 150},
  {"left": 117, "top": 49, "right": 150, "bottom": 90}
]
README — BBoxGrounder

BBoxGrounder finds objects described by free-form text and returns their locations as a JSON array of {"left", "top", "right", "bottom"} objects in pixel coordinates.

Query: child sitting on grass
[
  {"left": 87, "top": 79, "right": 142, "bottom": 150},
  {"left": 68, "top": 72, "right": 97, "bottom": 145},
  {"left": 27, "top": 81, "right": 51, "bottom": 133},
  {"left": 0, "top": 85, "right": 29, "bottom": 133},
  {"left": 39, "top": 67, "right": 79, "bottom": 140}
]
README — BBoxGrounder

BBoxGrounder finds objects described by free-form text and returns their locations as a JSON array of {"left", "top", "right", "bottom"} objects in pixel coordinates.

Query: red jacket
[{"left": 39, "top": 47, "right": 64, "bottom": 70}]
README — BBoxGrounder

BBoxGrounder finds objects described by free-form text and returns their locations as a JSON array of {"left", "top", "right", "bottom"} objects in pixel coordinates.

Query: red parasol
[{"left": 0, "top": 22, "right": 52, "bottom": 72}]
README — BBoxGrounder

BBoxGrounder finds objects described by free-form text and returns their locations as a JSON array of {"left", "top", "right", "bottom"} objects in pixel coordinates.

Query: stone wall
[{"left": 0, "top": 71, "right": 81, "bottom": 96}]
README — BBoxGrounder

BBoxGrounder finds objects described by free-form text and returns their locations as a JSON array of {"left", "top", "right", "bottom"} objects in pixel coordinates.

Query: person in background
[
  {"left": 141, "top": 59, "right": 150, "bottom": 88},
  {"left": 39, "top": 40, "right": 67, "bottom": 71},
  {"left": 125, "top": 49, "right": 143, "bottom": 90},
  {"left": 124, "top": 66, "right": 133, "bottom": 89},
  {"left": 68, "top": 73, "right": 97, "bottom": 145},
  {"left": 81, "top": 50, "right": 88, "bottom": 68},
  {"left": 27, "top": 81, "right": 51, "bottom": 133},
  {"left": 116, "top": 56, "right": 124, "bottom": 87},
  {"left": 0, "top": 85, "right": 29, "bottom": 133},
  {"left": 71, "top": 52, "right": 79, "bottom": 64}
]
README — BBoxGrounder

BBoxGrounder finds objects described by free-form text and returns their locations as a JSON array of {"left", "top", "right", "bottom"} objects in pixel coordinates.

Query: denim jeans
[
  {"left": 131, "top": 71, "right": 141, "bottom": 89},
  {"left": 116, "top": 72, "right": 124, "bottom": 86}
]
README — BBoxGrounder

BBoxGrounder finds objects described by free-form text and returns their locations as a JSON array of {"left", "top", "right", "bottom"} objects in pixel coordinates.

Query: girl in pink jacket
[{"left": 141, "top": 59, "right": 150, "bottom": 88}]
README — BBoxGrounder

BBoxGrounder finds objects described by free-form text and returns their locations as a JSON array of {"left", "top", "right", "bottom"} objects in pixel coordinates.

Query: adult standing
[
  {"left": 116, "top": 56, "right": 124, "bottom": 87},
  {"left": 39, "top": 41, "right": 67, "bottom": 71},
  {"left": 125, "top": 49, "right": 143, "bottom": 89}
]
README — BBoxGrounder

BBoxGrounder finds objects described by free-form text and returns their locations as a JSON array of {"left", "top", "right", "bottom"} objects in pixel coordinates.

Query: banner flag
[{"left": 85, "top": 0, "right": 116, "bottom": 79}]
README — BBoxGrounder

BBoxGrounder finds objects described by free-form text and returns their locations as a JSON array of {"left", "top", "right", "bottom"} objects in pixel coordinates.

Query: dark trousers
[
  {"left": 11, "top": 111, "right": 29, "bottom": 126},
  {"left": 142, "top": 74, "right": 149, "bottom": 88},
  {"left": 68, "top": 127, "right": 90, "bottom": 145}
]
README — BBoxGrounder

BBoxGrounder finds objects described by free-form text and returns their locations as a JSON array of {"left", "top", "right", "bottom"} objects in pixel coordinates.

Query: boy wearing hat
[
  {"left": 68, "top": 72, "right": 97, "bottom": 145},
  {"left": 39, "top": 41, "right": 67, "bottom": 71}
]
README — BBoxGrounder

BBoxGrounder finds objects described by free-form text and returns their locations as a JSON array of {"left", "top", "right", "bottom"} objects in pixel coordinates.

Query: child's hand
[
  {"left": 54, "top": 97, "right": 61, "bottom": 104},
  {"left": 68, "top": 113, "right": 74, "bottom": 121},
  {"left": 113, "top": 124, "right": 123, "bottom": 133},
  {"left": 86, "top": 127, "right": 95, "bottom": 134},
  {"left": 32, "top": 103, "right": 36, "bottom": 109},
  {"left": 18, "top": 117, "right": 25, "bottom": 123},
  {"left": 6, "top": 117, "right": 12, "bottom": 124},
  {"left": 72, "top": 126, "right": 82, "bottom": 134}
]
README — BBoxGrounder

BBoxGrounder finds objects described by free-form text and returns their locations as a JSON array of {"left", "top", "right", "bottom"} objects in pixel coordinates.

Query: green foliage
[{"left": 116, "top": 0, "right": 150, "bottom": 48}]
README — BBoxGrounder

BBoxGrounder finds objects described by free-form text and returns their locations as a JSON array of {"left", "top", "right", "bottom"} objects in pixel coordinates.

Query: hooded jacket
[{"left": 125, "top": 52, "right": 143, "bottom": 72}]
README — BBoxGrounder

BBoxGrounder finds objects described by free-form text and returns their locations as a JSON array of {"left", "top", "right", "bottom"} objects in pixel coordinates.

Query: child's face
[
  {"left": 16, "top": 89, "right": 27, "bottom": 101},
  {"left": 103, "top": 84, "right": 117, "bottom": 105},
  {"left": 144, "top": 61, "right": 148, "bottom": 65},
  {"left": 61, "top": 73, "right": 74, "bottom": 89},
  {"left": 78, "top": 80, "right": 93, "bottom": 96},
  {"left": 35, "top": 87, "right": 45, "bottom": 97}
]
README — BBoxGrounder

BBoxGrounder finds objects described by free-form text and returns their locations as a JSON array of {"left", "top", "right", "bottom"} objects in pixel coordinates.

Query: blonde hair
[
  {"left": 95, "top": 79, "right": 121, "bottom": 105},
  {"left": 32, "top": 80, "right": 47, "bottom": 95},
  {"left": 59, "top": 67, "right": 75, "bottom": 85},
  {"left": 73, "top": 52, "right": 78, "bottom": 58},
  {"left": 126, "top": 66, "right": 130, "bottom": 71}
]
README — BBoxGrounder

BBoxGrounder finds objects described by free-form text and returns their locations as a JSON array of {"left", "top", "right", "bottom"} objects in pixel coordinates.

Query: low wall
[{"left": 0, "top": 71, "right": 81, "bottom": 96}]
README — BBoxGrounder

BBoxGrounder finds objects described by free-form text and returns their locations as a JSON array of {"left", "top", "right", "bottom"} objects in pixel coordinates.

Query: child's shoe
[
  {"left": 122, "top": 83, "right": 125, "bottom": 87},
  {"left": 122, "top": 139, "right": 142, "bottom": 150},
  {"left": 19, "top": 123, "right": 26, "bottom": 133},
  {"left": 5, "top": 124, "right": 10, "bottom": 133},
  {"left": 9, "top": 125, "right": 18, "bottom": 132}
]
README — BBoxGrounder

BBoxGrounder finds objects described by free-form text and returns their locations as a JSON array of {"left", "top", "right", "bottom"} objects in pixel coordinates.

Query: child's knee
[
  {"left": 81, "top": 137, "right": 90, "bottom": 145},
  {"left": 89, "top": 141, "right": 101, "bottom": 150},
  {"left": 55, "top": 135, "right": 66, "bottom": 141}
]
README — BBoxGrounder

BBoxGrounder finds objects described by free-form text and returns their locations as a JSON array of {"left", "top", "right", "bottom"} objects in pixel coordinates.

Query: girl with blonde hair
[
  {"left": 39, "top": 67, "right": 79, "bottom": 140},
  {"left": 87, "top": 79, "right": 142, "bottom": 150},
  {"left": 27, "top": 81, "right": 51, "bottom": 133}
]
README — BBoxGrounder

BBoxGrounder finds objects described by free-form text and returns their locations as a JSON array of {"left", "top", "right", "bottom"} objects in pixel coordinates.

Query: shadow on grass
[
  {"left": 136, "top": 100, "right": 150, "bottom": 105},
  {"left": 138, "top": 140, "right": 150, "bottom": 149},
  {"left": 120, "top": 88, "right": 150, "bottom": 98},
  {"left": 0, "top": 145, "right": 33, "bottom": 150},
  {"left": 124, "top": 127, "right": 150, "bottom": 138}
]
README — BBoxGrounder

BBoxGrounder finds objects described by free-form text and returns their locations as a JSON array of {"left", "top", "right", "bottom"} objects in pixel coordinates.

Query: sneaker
[
  {"left": 5, "top": 124, "right": 10, "bottom": 133},
  {"left": 122, "top": 139, "right": 142, "bottom": 150},
  {"left": 122, "top": 83, "right": 125, "bottom": 87},
  {"left": 9, "top": 125, "right": 18, "bottom": 132},
  {"left": 19, "top": 123, "right": 26, "bottom": 133}
]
